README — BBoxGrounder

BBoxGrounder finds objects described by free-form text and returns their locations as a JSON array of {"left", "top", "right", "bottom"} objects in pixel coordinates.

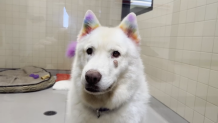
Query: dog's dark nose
[{"left": 85, "top": 70, "right": 102, "bottom": 85}]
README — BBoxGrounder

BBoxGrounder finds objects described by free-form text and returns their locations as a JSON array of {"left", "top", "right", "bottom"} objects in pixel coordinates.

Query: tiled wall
[
  {"left": 137, "top": 0, "right": 218, "bottom": 122},
  {"left": 0, "top": 0, "right": 122, "bottom": 70}
]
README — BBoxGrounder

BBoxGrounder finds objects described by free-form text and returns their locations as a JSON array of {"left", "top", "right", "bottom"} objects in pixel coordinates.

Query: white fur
[{"left": 54, "top": 11, "right": 150, "bottom": 123}]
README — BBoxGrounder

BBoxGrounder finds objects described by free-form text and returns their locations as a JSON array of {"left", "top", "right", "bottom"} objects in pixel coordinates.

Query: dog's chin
[{"left": 84, "top": 84, "right": 114, "bottom": 95}]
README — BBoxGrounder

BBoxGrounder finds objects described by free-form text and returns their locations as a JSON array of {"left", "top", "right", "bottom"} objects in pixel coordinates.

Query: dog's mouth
[
  {"left": 85, "top": 85, "right": 99, "bottom": 92},
  {"left": 84, "top": 84, "right": 114, "bottom": 95}
]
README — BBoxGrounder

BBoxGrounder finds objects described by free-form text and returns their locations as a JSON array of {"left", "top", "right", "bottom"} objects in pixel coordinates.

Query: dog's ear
[
  {"left": 78, "top": 10, "right": 101, "bottom": 40},
  {"left": 119, "top": 13, "right": 140, "bottom": 44}
]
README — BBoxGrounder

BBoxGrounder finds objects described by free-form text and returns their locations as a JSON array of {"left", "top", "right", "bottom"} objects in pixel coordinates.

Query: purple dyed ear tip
[
  {"left": 66, "top": 41, "right": 77, "bottom": 58},
  {"left": 128, "top": 13, "right": 136, "bottom": 21}
]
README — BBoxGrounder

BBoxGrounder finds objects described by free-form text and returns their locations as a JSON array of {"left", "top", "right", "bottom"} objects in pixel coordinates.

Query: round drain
[{"left": 44, "top": 111, "right": 57, "bottom": 116}]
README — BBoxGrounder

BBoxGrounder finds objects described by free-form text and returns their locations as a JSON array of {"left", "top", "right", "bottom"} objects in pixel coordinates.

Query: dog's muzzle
[{"left": 85, "top": 70, "right": 102, "bottom": 92}]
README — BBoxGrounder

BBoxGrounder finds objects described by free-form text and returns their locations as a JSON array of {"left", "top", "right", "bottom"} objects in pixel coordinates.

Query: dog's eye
[
  {"left": 86, "top": 48, "right": 93, "bottom": 55},
  {"left": 112, "top": 51, "right": 120, "bottom": 58}
]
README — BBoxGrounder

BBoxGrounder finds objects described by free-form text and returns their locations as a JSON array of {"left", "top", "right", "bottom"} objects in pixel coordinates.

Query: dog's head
[{"left": 74, "top": 10, "right": 141, "bottom": 96}]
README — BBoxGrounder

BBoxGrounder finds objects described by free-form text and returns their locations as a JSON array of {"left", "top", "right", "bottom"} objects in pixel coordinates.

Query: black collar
[{"left": 96, "top": 108, "right": 110, "bottom": 118}]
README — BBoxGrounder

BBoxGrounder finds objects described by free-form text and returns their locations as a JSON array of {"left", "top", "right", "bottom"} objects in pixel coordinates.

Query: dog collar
[{"left": 96, "top": 108, "right": 110, "bottom": 118}]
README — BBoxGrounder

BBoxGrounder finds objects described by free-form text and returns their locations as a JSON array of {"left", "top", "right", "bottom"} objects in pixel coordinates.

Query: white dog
[{"left": 53, "top": 10, "right": 150, "bottom": 123}]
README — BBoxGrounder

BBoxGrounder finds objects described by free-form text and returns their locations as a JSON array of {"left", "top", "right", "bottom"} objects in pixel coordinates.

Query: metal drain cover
[{"left": 44, "top": 111, "right": 57, "bottom": 116}]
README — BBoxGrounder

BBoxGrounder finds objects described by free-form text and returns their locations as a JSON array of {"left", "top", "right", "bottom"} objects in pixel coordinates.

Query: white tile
[
  {"left": 176, "top": 37, "right": 184, "bottom": 49},
  {"left": 174, "top": 62, "right": 182, "bottom": 75},
  {"left": 185, "top": 23, "right": 194, "bottom": 36},
  {"left": 0, "top": 49, "right": 5, "bottom": 55},
  {"left": 203, "top": 20, "right": 216, "bottom": 36},
  {"left": 196, "top": 82, "right": 208, "bottom": 100},
  {"left": 195, "top": 6, "right": 206, "bottom": 21},
  {"left": 165, "top": 26, "right": 172, "bottom": 36},
  {"left": 199, "top": 52, "right": 212, "bottom": 69},
  {"left": 177, "top": 102, "right": 185, "bottom": 117},
  {"left": 209, "top": 70, "right": 218, "bottom": 88},
  {"left": 170, "top": 97, "right": 178, "bottom": 112},
  {"left": 149, "top": 86, "right": 156, "bottom": 96},
  {"left": 179, "top": 76, "right": 188, "bottom": 91},
  {"left": 166, "top": 2, "right": 173, "bottom": 14},
  {"left": 207, "top": 0, "right": 218, "bottom": 4},
  {"left": 180, "top": 64, "right": 190, "bottom": 78},
  {"left": 183, "top": 37, "right": 193, "bottom": 50},
  {"left": 175, "top": 50, "right": 183, "bottom": 63},
  {"left": 194, "top": 21, "right": 204, "bottom": 36},
  {"left": 171, "top": 25, "right": 179, "bottom": 36},
  {"left": 186, "top": 92, "right": 195, "bottom": 109},
  {"left": 163, "top": 94, "right": 171, "bottom": 107},
  {"left": 179, "top": 10, "right": 187, "bottom": 23},
  {"left": 165, "top": 83, "right": 172, "bottom": 96},
  {"left": 172, "top": 12, "right": 180, "bottom": 24},
  {"left": 160, "top": 82, "right": 166, "bottom": 93},
  {"left": 157, "top": 90, "right": 164, "bottom": 103},
  {"left": 178, "top": 89, "right": 186, "bottom": 104},
  {"left": 211, "top": 54, "right": 218, "bottom": 71},
  {"left": 201, "top": 37, "right": 214, "bottom": 53},
  {"left": 173, "top": 0, "right": 181, "bottom": 13},
  {"left": 213, "top": 37, "right": 218, "bottom": 53},
  {"left": 167, "top": 59, "right": 174, "bottom": 70},
  {"left": 215, "top": 21, "right": 218, "bottom": 36},
  {"left": 198, "top": 68, "right": 210, "bottom": 84},
  {"left": 180, "top": 0, "right": 188, "bottom": 11},
  {"left": 187, "top": 0, "right": 197, "bottom": 9},
  {"left": 166, "top": 14, "right": 173, "bottom": 26},
  {"left": 207, "top": 86, "right": 218, "bottom": 106},
  {"left": 205, "top": 3, "right": 218, "bottom": 20},
  {"left": 184, "top": 106, "right": 194, "bottom": 122},
  {"left": 196, "top": 0, "right": 207, "bottom": 6},
  {"left": 173, "top": 74, "right": 181, "bottom": 87},
  {"left": 159, "top": 26, "right": 166, "bottom": 36},
  {"left": 190, "top": 51, "right": 200, "bottom": 66},
  {"left": 5, "top": 61, "right": 12, "bottom": 68},
  {"left": 192, "top": 37, "right": 202, "bottom": 51},
  {"left": 186, "top": 8, "right": 196, "bottom": 23},
  {"left": 204, "top": 118, "right": 215, "bottom": 123},
  {"left": 194, "top": 97, "right": 206, "bottom": 115},
  {"left": 205, "top": 102, "right": 218, "bottom": 122},
  {"left": 182, "top": 50, "right": 191, "bottom": 64},
  {"left": 193, "top": 111, "right": 204, "bottom": 123},
  {"left": 178, "top": 24, "right": 186, "bottom": 36},
  {"left": 188, "top": 65, "right": 199, "bottom": 81},
  {"left": 187, "top": 79, "right": 197, "bottom": 95},
  {"left": 171, "top": 86, "right": 179, "bottom": 99},
  {"left": 0, "top": 62, "right": 5, "bottom": 68}
]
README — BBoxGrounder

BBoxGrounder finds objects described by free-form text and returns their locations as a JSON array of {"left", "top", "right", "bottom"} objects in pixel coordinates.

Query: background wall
[
  {"left": 138, "top": 0, "right": 218, "bottom": 123},
  {"left": 0, "top": 0, "right": 122, "bottom": 70}
]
